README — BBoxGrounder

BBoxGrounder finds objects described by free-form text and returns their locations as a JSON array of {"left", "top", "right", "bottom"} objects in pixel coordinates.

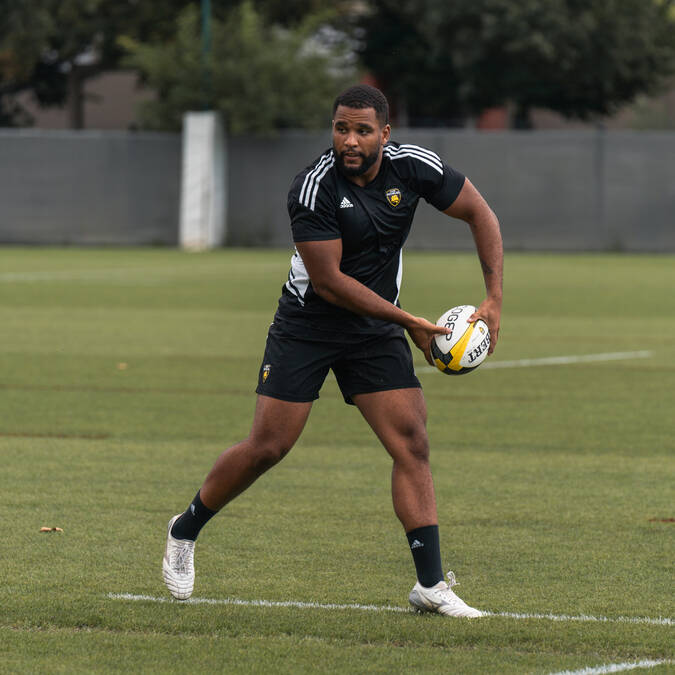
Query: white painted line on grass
[
  {"left": 482, "top": 609, "right": 672, "bottom": 626},
  {"left": 417, "top": 350, "right": 653, "bottom": 374},
  {"left": 548, "top": 659, "right": 673, "bottom": 675},
  {"left": 0, "top": 268, "right": 181, "bottom": 284},
  {"left": 107, "top": 594, "right": 673, "bottom": 626},
  {"left": 108, "top": 593, "right": 408, "bottom": 613},
  {"left": 0, "top": 269, "right": 136, "bottom": 282}
]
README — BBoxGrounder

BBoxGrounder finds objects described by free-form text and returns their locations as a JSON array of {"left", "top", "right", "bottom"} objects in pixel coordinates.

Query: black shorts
[{"left": 255, "top": 323, "right": 421, "bottom": 405}]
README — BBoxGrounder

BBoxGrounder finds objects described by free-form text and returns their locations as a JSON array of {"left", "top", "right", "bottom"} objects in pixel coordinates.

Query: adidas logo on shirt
[{"left": 340, "top": 197, "right": 354, "bottom": 208}]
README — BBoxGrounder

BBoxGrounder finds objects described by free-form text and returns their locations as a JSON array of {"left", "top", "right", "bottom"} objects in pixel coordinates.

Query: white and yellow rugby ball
[{"left": 431, "top": 305, "right": 490, "bottom": 375}]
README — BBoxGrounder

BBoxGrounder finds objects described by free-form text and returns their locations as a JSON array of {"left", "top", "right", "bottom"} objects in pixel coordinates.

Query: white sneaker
[
  {"left": 162, "top": 514, "right": 195, "bottom": 600},
  {"left": 409, "top": 571, "right": 483, "bottom": 618}
]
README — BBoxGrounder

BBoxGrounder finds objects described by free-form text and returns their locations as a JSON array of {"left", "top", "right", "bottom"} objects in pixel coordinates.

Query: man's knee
[
  {"left": 409, "top": 428, "right": 430, "bottom": 462},
  {"left": 396, "top": 423, "right": 430, "bottom": 463},
  {"left": 246, "top": 397, "right": 311, "bottom": 472},
  {"left": 248, "top": 435, "right": 293, "bottom": 472}
]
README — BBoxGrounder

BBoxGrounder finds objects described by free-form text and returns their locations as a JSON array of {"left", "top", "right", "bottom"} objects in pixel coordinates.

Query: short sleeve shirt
[{"left": 275, "top": 141, "right": 465, "bottom": 341}]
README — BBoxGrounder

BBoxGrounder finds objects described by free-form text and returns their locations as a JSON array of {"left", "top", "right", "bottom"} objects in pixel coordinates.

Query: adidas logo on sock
[
  {"left": 340, "top": 197, "right": 354, "bottom": 208},
  {"left": 190, "top": 504, "right": 196, "bottom": 515},
  {"left": 410, "top": 539, "right": 424, "bottom": 549}
]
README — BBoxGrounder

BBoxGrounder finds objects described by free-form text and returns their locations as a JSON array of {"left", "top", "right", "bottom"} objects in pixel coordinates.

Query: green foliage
[
  {"left": 360, "top": 0, "right": 675, "bottom": 125},
  {"left": 358, "top": 1, "right": 463, "bottom": 126},
  {"left": 122, "top": 2, "right": 355, "bottom": 133},
  {"left": 4, "top": 0, "right": 675, "bottom": 129},
  {"left": 118, "top": 8, "right": 203, "bottom": 132},
  {"left": 0, "top": 1, "right": 50, "bottom": 82},
  {"left": 0, "top": 0, "right": 51, "bottom": 123},
  {"left": 0, "top": 0, "right": 193, "bottom": 126}
]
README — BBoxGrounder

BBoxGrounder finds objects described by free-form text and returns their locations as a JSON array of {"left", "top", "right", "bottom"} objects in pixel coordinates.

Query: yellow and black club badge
[
  {"left": 385, "top": 188, "right": 402, "bottom": 207},
  {"left": 262, "top": 364, "right": 271, "bottom": 383}
]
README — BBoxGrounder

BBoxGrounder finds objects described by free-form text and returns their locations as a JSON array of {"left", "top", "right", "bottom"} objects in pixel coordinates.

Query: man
[{"left": 163, "top": 84, "right": 503, "bottom": 618}]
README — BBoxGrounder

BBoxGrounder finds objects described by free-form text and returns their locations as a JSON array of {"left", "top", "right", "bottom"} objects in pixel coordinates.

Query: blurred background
[{"left": 1, "top": 0, "right": 674, "bottom": 250}]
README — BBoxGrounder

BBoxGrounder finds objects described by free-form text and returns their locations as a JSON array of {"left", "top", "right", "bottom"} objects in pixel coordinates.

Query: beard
[{"left": 334, "top": 145, "right": 380, "bottom": 177}]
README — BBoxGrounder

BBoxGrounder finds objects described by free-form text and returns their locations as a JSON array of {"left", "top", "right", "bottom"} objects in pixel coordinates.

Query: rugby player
[{"left": 163, "top": 84, "right": 503, "bottom": 617}]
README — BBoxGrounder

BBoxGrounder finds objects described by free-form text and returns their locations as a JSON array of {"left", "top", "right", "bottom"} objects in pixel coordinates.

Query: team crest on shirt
[{"left": 385, "top": 188, "right": 402, "bottom": 207}]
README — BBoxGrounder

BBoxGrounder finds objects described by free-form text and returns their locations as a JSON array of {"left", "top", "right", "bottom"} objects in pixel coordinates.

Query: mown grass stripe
[{"left": 107, "top": 594, "right": 673, "bottom": 626}]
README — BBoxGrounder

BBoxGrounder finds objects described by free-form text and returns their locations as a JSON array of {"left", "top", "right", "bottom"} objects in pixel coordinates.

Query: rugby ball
[{"left": 431, "top": 305, "right": 490, "bottom": 375}]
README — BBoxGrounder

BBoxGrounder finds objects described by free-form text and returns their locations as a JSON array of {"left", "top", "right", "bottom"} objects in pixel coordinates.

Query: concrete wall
[
  {"left": 0, "top": 130, "right": 180, "bottom": 245},
  {"left": 1, "top": 128, "right": 673, "bottom": 250},
  {"left": 227, "top": 129, "right": 675, "bottom": 252}
]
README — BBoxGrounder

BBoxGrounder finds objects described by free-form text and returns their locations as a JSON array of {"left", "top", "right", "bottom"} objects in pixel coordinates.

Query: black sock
[
  {"left": 170, "top": 490, "right": 217, "bottom": 541},
  {"left": 406, "top": 525, "right": 444, "bottom": 588}
]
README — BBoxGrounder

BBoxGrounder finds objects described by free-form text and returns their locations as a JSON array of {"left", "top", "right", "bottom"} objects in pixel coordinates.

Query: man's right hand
[{"left": 406, "top": 316, "right": 450, "bottom": 366}]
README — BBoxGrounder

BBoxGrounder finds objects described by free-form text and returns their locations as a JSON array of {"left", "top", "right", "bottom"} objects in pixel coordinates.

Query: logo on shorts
[
  {"left": 385, "top": 187, "right": 402, "bottom": 207},
  {"left": 262, "top": 364, "right": 271, "bottom": 383}
]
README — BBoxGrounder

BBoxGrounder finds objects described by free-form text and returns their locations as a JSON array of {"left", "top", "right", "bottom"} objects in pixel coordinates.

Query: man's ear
[{"left": 382, "top": 124, "right": 391, "bottom": 143}]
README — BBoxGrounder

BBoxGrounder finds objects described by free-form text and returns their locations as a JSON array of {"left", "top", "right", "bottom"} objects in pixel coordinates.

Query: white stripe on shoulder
[
  {"left": 299, "top": 151, "right": 332, "bottom": 205},
  {"left": 299, "top": 151, "right": 334, "bottom": 209},
  {"left": 384, "top": 144, "right": 443, "bottom": 174},
  {"left": 308, "top": 157, "right": 335, "bottom": 211},
  {"left": 384, "top": 144, "right": 443, "bottom": 169},
  {"left": 384, "top": 149, "right": 443, "bottom": 175},
  {"left": 388, "top": 143, "right": 443, "bottom": 167}
]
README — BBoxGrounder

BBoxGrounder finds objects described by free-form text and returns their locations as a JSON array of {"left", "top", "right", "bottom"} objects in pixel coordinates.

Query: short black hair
[{"left": 333, "top": 84, "right": 389, "bottom": 127}]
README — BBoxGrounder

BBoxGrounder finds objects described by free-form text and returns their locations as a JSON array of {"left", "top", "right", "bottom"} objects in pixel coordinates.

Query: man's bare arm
[
  {"left": 444, "top": 178, "right": 503, "bottom": 353},
  {"left": 295, "top": 239, "right": 448, "bottom": 364}
]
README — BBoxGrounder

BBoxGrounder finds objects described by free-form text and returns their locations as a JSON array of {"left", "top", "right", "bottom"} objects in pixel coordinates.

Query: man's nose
[{"left": 344, "top": 131, "right": 359, "bottom": 147}]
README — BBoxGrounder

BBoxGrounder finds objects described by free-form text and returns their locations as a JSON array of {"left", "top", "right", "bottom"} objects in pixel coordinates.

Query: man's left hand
[{"left": 468, "top": 298, "right": 501, "bottom": 354}]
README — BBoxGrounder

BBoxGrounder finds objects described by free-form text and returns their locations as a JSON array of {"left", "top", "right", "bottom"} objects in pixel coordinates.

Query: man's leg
[
  {"left": 352, "top": 388, "right": 435, "bottom": 532},
  {"left": 352, "top": 388, "right": 482, "bottom": 617},
  {"left": 163, "top": 395, "right": 312, "bottom": 599},
  {"left": 200, "top": 395, "right": 313, "bottom": 510}
]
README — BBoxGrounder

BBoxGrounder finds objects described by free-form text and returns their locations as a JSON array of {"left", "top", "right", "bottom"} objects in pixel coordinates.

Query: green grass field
[{"left": 0, "top": 247, "right": 673, "bottom": 674}]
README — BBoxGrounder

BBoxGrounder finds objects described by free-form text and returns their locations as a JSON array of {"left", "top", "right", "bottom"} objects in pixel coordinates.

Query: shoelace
[
  {"left": 172, "top": 542, "right": 194, "bottom": 575},
  {"left": 436, "top": 571, "right": 466, "bottom": 606}
]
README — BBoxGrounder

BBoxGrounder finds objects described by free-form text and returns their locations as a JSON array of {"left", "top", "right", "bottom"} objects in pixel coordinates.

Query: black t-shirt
[{"left": 275, "top": 141, "right": 465, "bottom": 341}]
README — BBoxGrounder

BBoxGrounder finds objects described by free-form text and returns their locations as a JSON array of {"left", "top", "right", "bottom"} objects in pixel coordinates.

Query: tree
[
  {"left": 0, "top": 0, "right": 193, "bottom": 128},
  {"left": 358, "top": 0, "right": 675, "bottom": 127},
  {"left": 357, "top": 1, "right": 463, "bottom": 127},
  {"left": 0, "top": 0, "right": 52, "bottom": 125},
  {"left": 121, "top": 2, "right": 356, "bottom": 134},
  {"left": 0, "top": 0, "right": 360, "bottom": 128}
]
